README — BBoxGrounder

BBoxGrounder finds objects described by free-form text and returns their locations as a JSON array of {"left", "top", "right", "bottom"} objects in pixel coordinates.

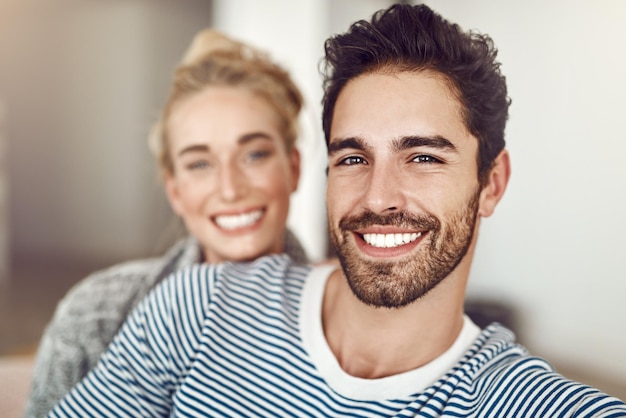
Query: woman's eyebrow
[
  {"left": 176, "top": 132, "right": 274, "bottom": 157},
  {"left": 177, "top": 144, "right": 209, "bottom": 157},
  {"left": 238, "top": 132, "right": 273, "bottom": 145}
]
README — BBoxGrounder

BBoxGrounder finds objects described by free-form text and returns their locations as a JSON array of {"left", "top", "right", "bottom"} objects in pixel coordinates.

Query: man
[{"left": 49, "top": 4, "right": 626, "bottom": 417}]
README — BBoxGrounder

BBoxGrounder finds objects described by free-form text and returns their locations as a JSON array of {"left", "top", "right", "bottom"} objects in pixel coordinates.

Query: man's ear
[
  {"left": 478, "top": 149, "right": 511, "bottom": 217},
  {"left": 289, "top": 147, "right": 301, "bottom": 193},
  {"left": 163, "top": 171, "right": 185, "bottom": 217}
]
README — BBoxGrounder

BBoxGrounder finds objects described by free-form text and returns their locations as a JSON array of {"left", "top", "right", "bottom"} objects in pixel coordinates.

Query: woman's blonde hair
[{"left": 149, "top": 29, "right": 304, "bottom": 174}]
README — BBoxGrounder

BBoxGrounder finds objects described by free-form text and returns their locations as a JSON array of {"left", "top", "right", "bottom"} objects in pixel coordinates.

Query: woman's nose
[{"left": 218, "top": 162, "right": 247, "bottom": 201}]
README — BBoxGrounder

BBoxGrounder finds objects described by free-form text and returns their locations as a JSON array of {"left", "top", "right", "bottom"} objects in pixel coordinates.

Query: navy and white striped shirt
[{"left": 49, "top": 255, "right": 626, "bottom": 417}]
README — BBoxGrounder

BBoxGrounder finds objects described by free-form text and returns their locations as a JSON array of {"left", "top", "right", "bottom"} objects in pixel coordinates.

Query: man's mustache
[{"left": 339, "top": 210, "right": 440, "bottom": 232}]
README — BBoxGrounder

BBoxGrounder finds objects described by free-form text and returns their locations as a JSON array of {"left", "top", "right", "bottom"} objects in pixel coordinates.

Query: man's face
[{"left": 327, "top": 71, "right": 483, "bottom": 308}]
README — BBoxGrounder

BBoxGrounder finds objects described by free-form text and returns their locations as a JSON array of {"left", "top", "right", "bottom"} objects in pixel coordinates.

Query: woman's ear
[
  {"left": 478, "top": 149, "right": 511, "bottom": 218},
  {"left": 289, "top": 147, "right": 301, "bottom": 193},
  {"left": 163, "top": 170, "right": 185, "bottom": 217}
]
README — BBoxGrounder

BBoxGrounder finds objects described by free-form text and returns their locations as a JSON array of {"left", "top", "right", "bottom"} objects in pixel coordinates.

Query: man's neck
[{"left": 322, "top": 268, "right": 468, "bottom": 379}]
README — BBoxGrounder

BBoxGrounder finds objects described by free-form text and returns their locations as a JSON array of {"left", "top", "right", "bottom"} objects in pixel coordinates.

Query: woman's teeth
[
  {"left": 362, "top": 232, "right": 422, "bottom": 248},
  {"left": 215, "top": 210, "right": 262, "bottom": 230}
]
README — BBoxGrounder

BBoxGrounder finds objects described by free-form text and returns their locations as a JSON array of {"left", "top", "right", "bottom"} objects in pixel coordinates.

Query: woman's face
[{"left": 164, "top": 86, "right": 300, "bottom": 263}]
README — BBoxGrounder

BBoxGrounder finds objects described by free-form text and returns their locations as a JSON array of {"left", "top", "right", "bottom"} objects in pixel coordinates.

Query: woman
[{"left": 26, "top": 29, "right": 306, "bottom": 417}]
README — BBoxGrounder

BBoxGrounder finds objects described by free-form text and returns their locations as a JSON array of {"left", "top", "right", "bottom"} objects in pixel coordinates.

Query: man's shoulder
[
  {"left": 466, "top": 324, "right": 558, "bottom": 382},
  {"left": 129, "top": 255, "right": 313, "bottom": 337},
  {"left": 468, "top": 323, "right": 536, "bottom": 368},
  {"left": 169, "top": 254, "right": 311, "bottom": 289},
  {"left": 218, "top": 254, "right": 312, "bottom": 288},
  {"left": 157, "top": 255, "right": 313, "bottom": 311},
  {"left": 475, "top": 357, "right": 626, "bottom": 416},
  {"left": 461, "top": 324, "right": 626, "bottom": 416}
]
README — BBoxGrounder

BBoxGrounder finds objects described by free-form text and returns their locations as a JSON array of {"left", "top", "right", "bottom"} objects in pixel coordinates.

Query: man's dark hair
[{"left": 322, "top": 4, "right": 510, "bottom": 182}]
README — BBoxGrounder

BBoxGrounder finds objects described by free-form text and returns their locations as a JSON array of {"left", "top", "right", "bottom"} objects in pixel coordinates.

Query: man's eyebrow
[
  {"left": 327, "top": 137, "right": 369, "bottom": 155},
  {"left": 391, "top": 135, "right": 457, "bottom": 153}
]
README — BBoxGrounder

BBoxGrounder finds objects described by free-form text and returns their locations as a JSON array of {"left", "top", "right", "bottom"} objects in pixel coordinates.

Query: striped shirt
[{"left": 49, "top": 255, "right": 626, "bottom": 417}]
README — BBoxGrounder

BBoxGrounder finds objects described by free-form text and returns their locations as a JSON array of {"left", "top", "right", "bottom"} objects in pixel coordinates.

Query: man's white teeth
[
  {"left": 362, "top": 232, "right": 422, "bottom": 248},
  {"left": 215, "top": 210, "right": 262, "bottom": 230}
]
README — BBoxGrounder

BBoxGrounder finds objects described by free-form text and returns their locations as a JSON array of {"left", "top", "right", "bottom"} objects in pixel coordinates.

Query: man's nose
[{"left": 363, "top": 163, "right": 406, "bottom": 214}]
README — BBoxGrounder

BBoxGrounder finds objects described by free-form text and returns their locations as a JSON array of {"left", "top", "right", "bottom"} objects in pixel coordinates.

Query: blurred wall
[
  {"left": 0, "top": 0, "right": 213, "bottom": 268},
  {"left": 0, "top": 100, "right": 6, "bottom": 280}
]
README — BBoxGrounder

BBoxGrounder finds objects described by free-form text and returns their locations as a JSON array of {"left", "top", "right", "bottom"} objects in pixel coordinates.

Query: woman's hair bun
[{"left": 180, "top": 29, "right": 254, "bottom": 67}]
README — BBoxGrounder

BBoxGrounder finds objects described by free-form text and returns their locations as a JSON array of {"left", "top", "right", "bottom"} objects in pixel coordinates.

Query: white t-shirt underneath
[{"left": 300, "top": 265, "right": 481, "bottom": 401}]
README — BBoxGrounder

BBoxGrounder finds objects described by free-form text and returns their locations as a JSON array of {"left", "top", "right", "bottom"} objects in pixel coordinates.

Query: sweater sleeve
[
  {"left": 25, "top": 317, "right": 92, "bottom": 418},
  {"left": 47, "top": 264, "right": 214, "bottom": 417},
  {"left": 24, "top": 260, "right": 166, "bottom": 418}
]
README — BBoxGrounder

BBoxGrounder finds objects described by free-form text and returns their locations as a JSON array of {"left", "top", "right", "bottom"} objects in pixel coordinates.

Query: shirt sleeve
[{"left": 47, "top": 264, "right": 214, "bottom": 417}]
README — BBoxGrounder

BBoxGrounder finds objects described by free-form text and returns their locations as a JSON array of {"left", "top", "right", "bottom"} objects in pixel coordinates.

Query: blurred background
[{"left": 0, "top": 0, "right": 624, "bottom": 411}]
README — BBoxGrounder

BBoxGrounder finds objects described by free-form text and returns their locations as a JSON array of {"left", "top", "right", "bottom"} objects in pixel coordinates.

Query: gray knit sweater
[{"left": 25, "top": 232, "right": 308, "bottom": 417}]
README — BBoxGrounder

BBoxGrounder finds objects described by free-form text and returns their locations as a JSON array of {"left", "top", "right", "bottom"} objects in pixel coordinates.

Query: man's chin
[{"left": 339, "top": 256, "right": 420, "bottom": 308}]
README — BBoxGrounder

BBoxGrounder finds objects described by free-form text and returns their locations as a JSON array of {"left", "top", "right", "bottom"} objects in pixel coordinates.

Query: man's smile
[
  {"left": 362, "top": 232, "right": 423, "bottom": 248},
  {"left": 349, "top": 227, "right": 430, "bottom": 259}
]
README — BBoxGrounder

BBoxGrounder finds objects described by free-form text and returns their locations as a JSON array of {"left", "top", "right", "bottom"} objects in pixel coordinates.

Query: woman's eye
[
  {"left": 338, "top": 156, "right": 367, "bottom": 166},
  {"left": 412, "top": 154, "right": 442, "bottom": 164},
  {"left": 245, "top": 149, "right": 272, "bottom": 163},
  {"left": 185, "top": 160, "right": 210, "bottom": 171}
]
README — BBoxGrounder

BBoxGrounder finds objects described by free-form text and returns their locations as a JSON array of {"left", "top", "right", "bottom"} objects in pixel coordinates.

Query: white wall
[{"left": 422, "top": 0, "right": 626, "bottom": 382}]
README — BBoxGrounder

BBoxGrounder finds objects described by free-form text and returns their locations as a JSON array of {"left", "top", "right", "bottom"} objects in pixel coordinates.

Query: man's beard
[{"left": 329, "top": 190, "right": 480, "bottom": 309}]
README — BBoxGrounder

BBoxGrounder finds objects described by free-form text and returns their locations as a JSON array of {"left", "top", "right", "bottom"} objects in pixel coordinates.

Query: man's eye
[
  {"left": 412, "top": 154, "right": 441, "bottom": 164},
  {"left": 339, "top": 156, "right": 367, "bottom": 166}
]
